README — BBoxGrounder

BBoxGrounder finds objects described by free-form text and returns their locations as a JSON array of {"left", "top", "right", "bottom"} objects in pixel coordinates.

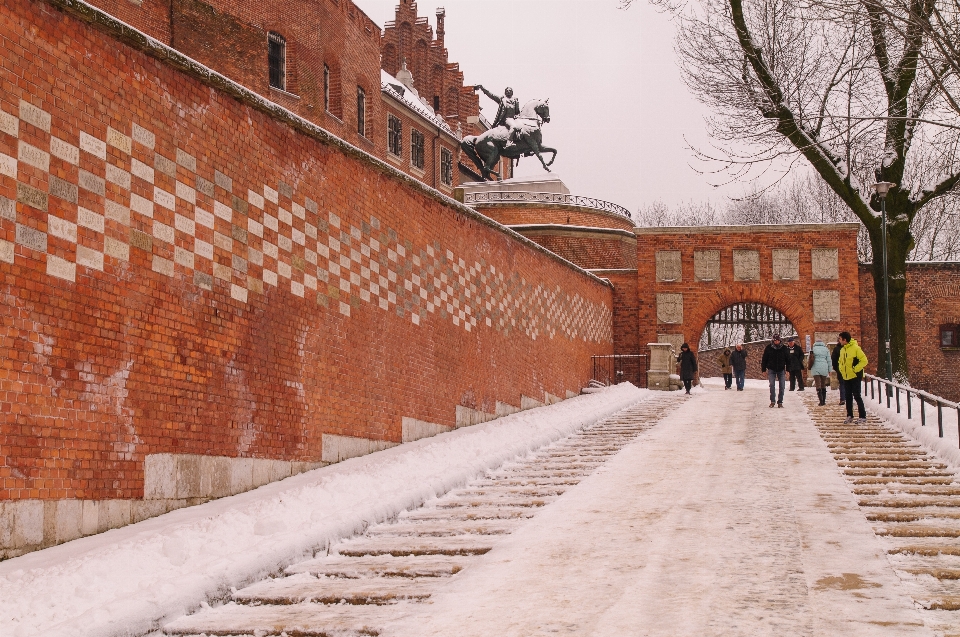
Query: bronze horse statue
[{"left": 461, "top": 98, "right": 557, "bottom": 181}]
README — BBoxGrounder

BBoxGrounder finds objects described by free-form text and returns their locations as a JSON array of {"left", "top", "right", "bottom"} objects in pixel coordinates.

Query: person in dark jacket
[
  {"left": 761, "top": 334, "right": 789, "bottom": 408},
  {"left": 677, "top": 343, "right": 698, "bottom": 395},
  {"left": 831, "top": 341, "right": 846, "bottom": 405},
  {"left": 786, "top": 337, "right": 806, "bottom": 392},
  {"left": 729, "top": 343, "right": 748, "bottom": 391},
  {"left": 717, "top": 348, "right": 733, "bottom": 390}
]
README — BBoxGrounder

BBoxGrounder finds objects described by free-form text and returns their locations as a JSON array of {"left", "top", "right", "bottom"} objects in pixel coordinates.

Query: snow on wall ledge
[
  {"left": 0, "top": 384, "right": 649, "bottom": 637},
  {"left": 0, "top": 0, "right": 613, "bottom": 556}
]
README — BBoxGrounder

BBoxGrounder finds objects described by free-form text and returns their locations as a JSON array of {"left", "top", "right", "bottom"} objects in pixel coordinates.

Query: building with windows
[{"left": 77, "top": 0, "right": 508, "bottom": 189}]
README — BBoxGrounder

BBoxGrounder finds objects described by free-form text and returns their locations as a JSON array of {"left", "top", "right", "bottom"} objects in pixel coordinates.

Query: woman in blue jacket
[{"left": 807, "top": 339, "right": 832, "bottom": 406}]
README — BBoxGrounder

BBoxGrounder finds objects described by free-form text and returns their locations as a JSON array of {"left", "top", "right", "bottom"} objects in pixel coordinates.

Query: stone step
[
  {"left": 436, "top": 496, "right": 552, "bottom": 509},
  {"left": 400, "top": 506, "right": 537, "bottom": 521},
  {"left": 854, "top": 486, "right": 960, "bottom": 496},
  {"left": 233, "top": 573, "right": 435, "bottom": 605},
  {"left": 861, "top": 498, "right": 960, "bottom": 508},
  {"left": 470, "top": 477, "right": 582, "bottom": 487},
  {"left": 904, "top": 568, "right": 960, "bottom": 580},
  {"left": 335, "top": 534, "right": 495, "bottom": 557},
  {"left": 450, "top": 486, "right": 568, "bottom": 498},
  {"left": 286, "top": 554, "right": 473, "bottom": 578},
  {"left": 365, "top": 519, "right": 518, "bottom": 537},
  {"left": 888, "top": 544, "right": 960, "bottom": 557},
  {"left": 919, "top": 596, "right": 960, "bottom": 611},
  {"left": 846, "top": 469, "right": 955, "bottom": 477},
  {"left": 839, "top": 460, "right": 948, "bottom": 468},
  {"left": 163, "top": 601, "right": 399, "bottom": 635},
  {"left": 853, "top": 477, "right": 954, "bottom": 486},
  {"left": 867, "top": 511, "right": 960, "bottom": 522},
  {"left": 876, "top": 526, "right": 960, "bottom": 538}
]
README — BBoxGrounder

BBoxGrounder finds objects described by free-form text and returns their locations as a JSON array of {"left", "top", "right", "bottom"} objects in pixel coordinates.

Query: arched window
[
  {"left": 699, "top": 303, "right": 795, "bottom": 350},
  {"left": 268, "top": 32, "right": 286, "bottom": 90}
]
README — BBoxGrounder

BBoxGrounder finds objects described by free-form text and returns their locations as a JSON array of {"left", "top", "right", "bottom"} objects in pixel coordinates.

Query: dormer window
[{"left": 268, "top": 32, "right": 286, "bottom": 90}]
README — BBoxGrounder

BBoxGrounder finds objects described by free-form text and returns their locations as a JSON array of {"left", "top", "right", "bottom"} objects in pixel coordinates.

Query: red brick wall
[
  {"left": 635, "top": 226, "right": 861, "bottom": 355},
  {"left": 0, "top": 0, "right": 613, "bottom": 501},
  {"left": 475, "top": 204, "right": 636, "bottom": 232},
  {"left": 859, "top": 263, "right": 960, "bottom": 402},
  {"left": 514, "top": 228, "right": 638, "bottom": 270}
]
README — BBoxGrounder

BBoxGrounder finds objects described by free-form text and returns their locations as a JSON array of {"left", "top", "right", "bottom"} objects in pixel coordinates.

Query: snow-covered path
[{"left": 383, "top": 385, "right": 932, "bottom": 636}]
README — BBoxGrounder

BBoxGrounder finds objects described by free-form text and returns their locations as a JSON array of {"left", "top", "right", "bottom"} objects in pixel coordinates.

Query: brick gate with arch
[{"left": 634, "top": 224, "right": 863, "bottom": 355}]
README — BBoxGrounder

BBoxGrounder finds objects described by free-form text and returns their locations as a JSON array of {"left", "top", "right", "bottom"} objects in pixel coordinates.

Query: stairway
[
  {"left": 162, "top": 395, "right": 683, "bottom": 636},
  {"left": 804, "top": 393, "right": 960, "bottom": 636}
]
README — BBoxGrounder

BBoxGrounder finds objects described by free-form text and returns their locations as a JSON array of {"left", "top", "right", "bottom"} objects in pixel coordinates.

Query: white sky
[{"left": 358, "top": 0, "right": 730, "bottom": 212}]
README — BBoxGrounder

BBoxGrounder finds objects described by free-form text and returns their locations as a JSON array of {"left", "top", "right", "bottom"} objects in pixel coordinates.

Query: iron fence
[
  {"left": 463, "top": 191, "right": 633, "bottom": 220},
  {"left": 591, "top": 354, "right": 649, "bottom": 387},
  {"left": 863, "top": 373, "right": 960, "bottom": 446}
]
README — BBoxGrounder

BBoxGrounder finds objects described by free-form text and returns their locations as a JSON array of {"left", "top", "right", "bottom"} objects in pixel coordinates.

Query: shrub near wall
[{"left": 0, "top": 0, "right": 613, "bottom": 543}]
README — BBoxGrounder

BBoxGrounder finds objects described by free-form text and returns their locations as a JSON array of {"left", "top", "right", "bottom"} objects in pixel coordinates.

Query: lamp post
[{"left": 871, "top": 181, "right": 896, "bottom": 386}]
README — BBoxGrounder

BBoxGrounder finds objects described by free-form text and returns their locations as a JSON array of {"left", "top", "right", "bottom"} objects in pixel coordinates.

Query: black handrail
[{"left": 863, "top": 373, "right": 960, "bottom": 446}]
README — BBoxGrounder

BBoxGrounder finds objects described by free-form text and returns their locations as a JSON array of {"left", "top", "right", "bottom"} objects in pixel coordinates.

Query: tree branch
[{"left": 914, "top": 170, "right": 960, "bottom": 208}]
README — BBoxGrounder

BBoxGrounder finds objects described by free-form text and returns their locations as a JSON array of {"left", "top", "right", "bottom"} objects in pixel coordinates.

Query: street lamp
[{"left": 871, "top": 181, "right": 896, "bottom": 386}]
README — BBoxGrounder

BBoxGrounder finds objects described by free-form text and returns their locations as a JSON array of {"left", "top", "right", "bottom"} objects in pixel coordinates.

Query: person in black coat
[
  {"left": 761, "top": 334, "right": 789, "bottom": 407},
  {"left": 677, "top": 342, "right": 698, "bottom": 395},
  {"left": 785, "top": 337, "right": 806, "bottom": 392},
  {"left": 831, "top": 341, "right": 846, "bottom": 405}
]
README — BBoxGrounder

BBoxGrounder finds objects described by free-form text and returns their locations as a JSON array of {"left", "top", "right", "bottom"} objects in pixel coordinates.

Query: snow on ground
[
  {"left": 0, "top": 384, "right": 649, "bottom": 637},
  {"left": 382, "top": 383, "right": 932, "bottom": 636}
]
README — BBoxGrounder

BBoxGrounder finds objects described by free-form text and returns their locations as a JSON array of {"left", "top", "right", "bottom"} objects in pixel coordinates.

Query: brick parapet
[
  {"left": 510, "top": 225, "right": 638, "bottom": 270},
  {"left": 474, "top": 203, "right": 636, "bottom": 232}
]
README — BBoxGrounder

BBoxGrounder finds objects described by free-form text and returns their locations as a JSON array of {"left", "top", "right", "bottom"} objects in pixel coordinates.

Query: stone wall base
[{"left": 1, "top": 389, "right": 577, "bottom": 560}]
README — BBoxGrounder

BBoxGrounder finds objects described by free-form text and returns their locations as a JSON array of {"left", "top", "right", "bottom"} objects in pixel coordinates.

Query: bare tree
[{"left": 627, "top": 0, "right": 960, "bottom": 381}]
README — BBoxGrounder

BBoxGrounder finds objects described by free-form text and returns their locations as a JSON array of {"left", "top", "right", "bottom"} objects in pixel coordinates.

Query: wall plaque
[
  {"left": 657, "top": 293, "right": 683, "bottom": 324},
  {"left": 813, "top": 290, "right": 840, "bottom": 322},
  {"left": 772, "top": 249, "right": 799, "bottom": 280},
  {"left": 811, "top": 248, "right": 839, "bottom": 280},
  {"left": 656, "top": 251, "right": 682, "bottom": 282},
  {"left": 733, "top": 250, "right": 760, "bottom": 281},
  {"left": 694, "top": 250, "right": 720, "bottom": 281}
]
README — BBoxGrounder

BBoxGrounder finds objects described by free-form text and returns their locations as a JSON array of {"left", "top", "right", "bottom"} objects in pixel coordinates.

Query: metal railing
[
  {"left": 591, "top": 354, "right": 649, "bottom": 387},
  {"left": 463, "top": 191, "right": 633, "bottom": 220},
  {"left": 863, "top": 373, "right": 960, "bottom": 445}
]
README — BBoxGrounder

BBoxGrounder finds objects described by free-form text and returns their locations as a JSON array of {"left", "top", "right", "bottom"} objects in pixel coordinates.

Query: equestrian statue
[{"left": 461, "top": 84, "right": 557, "bottom": 181}]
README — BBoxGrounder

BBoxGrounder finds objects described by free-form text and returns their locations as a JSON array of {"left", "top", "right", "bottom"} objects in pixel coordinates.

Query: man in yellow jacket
[{"left": 837, "top": 331, "right": 868, "bottom": 423}]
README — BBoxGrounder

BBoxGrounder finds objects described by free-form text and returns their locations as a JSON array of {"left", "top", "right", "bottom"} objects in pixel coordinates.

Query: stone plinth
[{"left": 648, "top": 342, "right": 675, "bottom": 391}]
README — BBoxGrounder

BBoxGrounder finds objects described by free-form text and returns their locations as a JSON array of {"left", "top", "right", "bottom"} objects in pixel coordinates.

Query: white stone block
[
  {"left": 81, "top": 500, "right": 100, "bottom": 536},
  {"left": 76, "top": 246, "right": 104, "bottom": 271},
  {"left": 321, "top": 434, "right": 396, "bottom": 464},
  {"left": 144, "top": 453, "right": 178, "bottom": 499},
  {"left": 813, "top": 290, "right": 841, "bottom": 322},
  {"left": 694, "top": 250, "right": 720, "bottom": 281},
  {"left": 0, "top": 500, "right": 44, "bottom": 548},
  {"left": 19, "top": 99, "right": 50, "bottom": 132},
  {"left": 495, "top": 401, "right": 520, "bottom": 417},
  {"left": 772, "top": 249, "right": 799, "bottom": 280},
  {"left": 18, "top": 140, "right": 50, "bottom": 171},
  {"left": 811, "top": 248, "right": 839, "bottom": 280},
  {"left": 401, "top": 417, "right": 451, "bottom": 442},
  {"left": 106, "top": 127, "right": 132, "bottom": 154},
  {"left": 655, "top": 251, "right": 682, "bottom": 282},
  {"left": 0, "top": 110, "right": 19, "bottom": 137},
  {"left": 50, "top": 137, "right": 79, "bottom": 165},
  {"left": 47, "top": 255, "right": 76, "bottom": 282},
  {"left": 79, "top": 131, "right": 106, "bottom": 159},
  {"left": 520, "top": 395, "right": 544, "bottom": 410},
  {"left": 49, "top": 499, "right": 83, "bottom": 544},
  {"left": 455, "top": 405, "right": 496, "bottom": 428}
]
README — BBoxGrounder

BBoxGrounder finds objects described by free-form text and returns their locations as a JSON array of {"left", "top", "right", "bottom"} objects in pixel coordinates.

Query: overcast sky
[{"left": 358, "top": 0, "right": 729, "bottom": 212}]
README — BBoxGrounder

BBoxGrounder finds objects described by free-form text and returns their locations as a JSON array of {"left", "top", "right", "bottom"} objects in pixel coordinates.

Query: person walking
[
  {"left": 786, "top": 337, "right": 806, "bottom": 391},
  {"left": 717, "top": 348, "right": 733, "bottom": 390},
  {"left": 832, "top": 341, "right": 846, "bottom": 405},
  {"left": 677, "top": 343, "right": 698, "bottom": 395},
  {"left": 730, "top": 343, "right": 748, "bottom": 391},
  {"left": 807, "top": 338, "right": 832, "bottom": 406},
  {"left": 837, "top": 331, "right": 868, "bottom": 423},
  {"left": 761, "top": 334, "right": 789, "bottom": 408}
]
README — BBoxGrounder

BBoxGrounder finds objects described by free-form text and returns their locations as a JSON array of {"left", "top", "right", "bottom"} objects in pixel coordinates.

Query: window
[
  {"left": 323, "top": 64, "right": 330, "bottom": 112},
  {"left": 411, "top": 129, "right": 425, "bottom": 170},
  {"left": 268, "top": 32, "right": 286, "bottom": 90},
  {"left": 388, "top": 114, "right": 402, "bottom": 157},
  {"left": 440, "top": 147, "right": 453, "bottom": 186},
  {"left": 357, "top": 86, "right": 366, "bottom": 137},
  {"left": 942, "top": 324, "right": 959, "bottom": 348},
  {"left": 433, "top": 95, "right": 440, "bottom": 112}
]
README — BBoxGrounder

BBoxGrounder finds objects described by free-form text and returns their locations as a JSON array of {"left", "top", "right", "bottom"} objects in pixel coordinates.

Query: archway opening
[{"left": 698, "top": 302, "right": 796, "bottom": 351}]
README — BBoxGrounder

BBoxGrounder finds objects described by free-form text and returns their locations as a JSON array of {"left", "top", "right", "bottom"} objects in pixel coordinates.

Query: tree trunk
[{"left": 865, "top": 198, "right": 912, "bottom": 382}]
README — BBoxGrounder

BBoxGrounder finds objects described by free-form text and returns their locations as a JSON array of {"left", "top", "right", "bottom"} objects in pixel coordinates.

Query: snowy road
[{"left": 382, "top": 384, "right": 932, "bottom": 636}]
